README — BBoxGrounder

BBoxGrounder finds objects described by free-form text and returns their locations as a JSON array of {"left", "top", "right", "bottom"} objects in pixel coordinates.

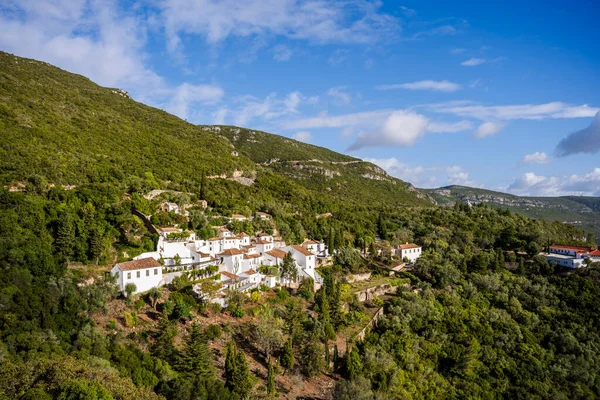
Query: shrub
[
  {"left": 205, "top": 324, "right": 222, "bottom": 340},
  {"left": 372, "top": 297, "right": 384, "bottom": 307},
  {"left": 123, "top": 311, "right": 137, "bottom": 327}
]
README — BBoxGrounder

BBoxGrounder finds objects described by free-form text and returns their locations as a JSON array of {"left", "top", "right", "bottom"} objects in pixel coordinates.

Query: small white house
[
  {"left": 264, "top": 274, "right": 277, "bottom": 288},
  {"left": 302, "top": 240, "right": 328, "bottom": 257},
  {"left": 255, "top": 239, "right": 274, "bottom": 254},
  {"left": 256, "top": 233, "right": 273, "bottom": 243},
  {"left": 396, "top": 243, "right": 422, "bottom": 263},
  {"left": 255, "top": 212, "right": 271, "bottom": 220},
  {"left": 161, "top": 202, "right": 180, "bottom": 214},
  {"left": 231, "top": 214, "right": 248, "bottom": 221},
  {"left": 544, "top": 253, "right": 586, "bottom": 268},
  {"left": 217, "top": 248, "right": 245, "bottom": 273},
  {"left": 111, "top": 258, "right": 162, "bottom": 295}
]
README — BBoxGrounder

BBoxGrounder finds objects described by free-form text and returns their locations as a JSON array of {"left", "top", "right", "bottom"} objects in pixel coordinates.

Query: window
[
  {"left": 154, "top": 268, "right": 158, "bottom": 275},
  {"left": 127, "top": 272, "right": 131, "bottom": 279},
  {"left": 137, "top": 271, "right": 140, "bottom": 278},
  {"left": 146, "top": 270, "right": 150, "bottom": 277}
]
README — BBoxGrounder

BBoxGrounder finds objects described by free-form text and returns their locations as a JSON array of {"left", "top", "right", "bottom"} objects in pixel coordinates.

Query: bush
[
  {"left": 123, "top": 311, "right": 137, "bottom": 328},
  {"left": 134, "top": 298, "right": 146, "bottom": 311},
  {"left": 371, "top": 297, "right": 384, "bottom": 307},
  {"left": 205, "top": 324, "right": 222, "bottom": 340}
]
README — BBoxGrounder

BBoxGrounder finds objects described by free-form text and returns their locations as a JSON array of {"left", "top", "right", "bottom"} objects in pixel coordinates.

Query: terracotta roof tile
[
  {"left": 116, "top": 257, "right": 161, "bottom": 271},
  {"left": 290, "top": 245, "right": 313, "bottom": 257},
  {"left": 244, "top": 269, "right": 258, "bottom": 275},
  {"left": 217, "top": 248, "right": 245, "bottom": 256},
  {"left": 220, "top": 271, "right": 238, "bottom": 279},
  {"left": 266, "top": 249, "right": 287, "bottom": 259},
  {"left": 244, "top": 253, "right": 261, "bottom": 259},
  {"left": 398, "top": 243, "right": 421, "bottom": 250}
]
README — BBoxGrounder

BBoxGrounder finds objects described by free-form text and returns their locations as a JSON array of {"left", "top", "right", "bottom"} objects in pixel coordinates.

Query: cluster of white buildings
[
  {"left": 542, "top": 244, "right": 600, "bottom": 268},
  {"left": 111, "top": 225, "right": 327, "bottom": 299}
]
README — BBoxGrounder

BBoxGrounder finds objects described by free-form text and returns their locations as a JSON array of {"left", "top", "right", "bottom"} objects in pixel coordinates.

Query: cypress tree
[
  {"left": 266, "top": 357, "right": 276, "bottom": 395},
  {"left": 280, "top": 337, "right": 295, "bottom": 371},
  {"left": 225, "top": 341, "right": 252, "bottom": 398},
  {"left": 178, "top": 323, "right": 214, "bottom": 380}
]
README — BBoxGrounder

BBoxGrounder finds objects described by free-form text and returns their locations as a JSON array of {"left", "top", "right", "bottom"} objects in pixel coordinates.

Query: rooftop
[
  {"left": 398, "top": 243, "right": 421, "bottom": 250},
  {"left": 116, "top": 257, "right": 161, "bottom": 271},
  {"left": 290, "top": 244, "right": 313, "bottom": 257},
  {"left": 266, "top": 249, "right": 287, "bottom": 259},
  {"left": 217, "top": 248, "right": 245, "bottom": 256},
  {"left": 550, "top": 244, "right": 594, "bottom": 252}
]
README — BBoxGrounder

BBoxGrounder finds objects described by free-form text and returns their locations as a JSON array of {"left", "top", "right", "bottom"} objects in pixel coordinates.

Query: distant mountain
[
  {"left": 424, "top": 185, "right": 600, "bottom": 243},
  {"left": 0, "top": 51, "right": 431, "bottom": 209}
]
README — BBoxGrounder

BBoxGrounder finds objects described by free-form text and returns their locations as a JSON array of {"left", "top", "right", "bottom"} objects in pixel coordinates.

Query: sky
[{"left": 1, "top": 0, "right": 599, "bottom": 196}]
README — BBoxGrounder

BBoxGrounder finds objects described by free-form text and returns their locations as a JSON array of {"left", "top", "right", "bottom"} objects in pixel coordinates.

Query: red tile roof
[
  {"left": 266, "top": 249, "right": 287, "bottom": 259},
  {"left": 217, "top": 248, "right": 245, "bottom": 256},
  {"left": 589, "top": 250, "right": 600, "bottom": 257},
  {"left": 398, "top": 243, "right": 421, "bottom": 250},
  {"left": 550, "top": 245, "right": 594, "bottom": 252},
  {"left": 220, "top": 271, "right": 238, "bottom": 279},
  {"left": 290, "top": 245, "right": 313, "bottom": 257},
  {"left": 244, "top": 253, "right": 261, "bottom": 259},
  {"left": 116, "top": 257, "right": 161, "bottom": 271},
  {"left": 244, "top": 269, "right": 258, "bottom": 275},
  {"left": 255, "top": 239, "right": 272, "bottom": 245}
]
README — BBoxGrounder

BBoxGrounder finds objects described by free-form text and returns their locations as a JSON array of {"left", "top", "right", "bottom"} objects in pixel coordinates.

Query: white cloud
[
  {"left": 273, "top": 44, "right": 292, "bottom": 61},
  {"left": 327, "top": 86, "right": 352, "bottom": 105},
  {"left": 292, "top": 131, "right": 312, "bottom": 143},
  {"left": 461, "top": 57, "right": 486, "bottom": 66},
  {"left": 328, "top": 49, "right": 348, "bottom": 65},
  {"left": 507, "top": 168, "right": 600, "bottom": 196},
  {"left": 376, "top": 80, "right": 461, "bottom": 92},
  {"left": 555, "top": 112, "right": 600, "bottom": 157},
  {"left": 518, "top": 152, "right": 549, "bottom": 166},
  {"left": 159, "top": 0, "right": 400, "bottom": 55},
  {"left": 213, "top": 108, "right": 228, "bottom": 124},
  {"left": 427, "top": 101, "right": 600, "bottom": 121},
  {"left": 450, "top": 48, "right": 466, "bottom": 54},
  {"left": 364, "top": 158, "right": 478, "bottom": 188},
  {"left": 461, "top": 57, "right": 504, "bottom": 66},
  {"left": 232, "top": 91, "right": 313, "bottom": 126},
  {"left": 347, "top": 111, "right": 471, "bottom": 151},
  {"left": 474, "top": 121, "right": 506, "bottom": 138},
  {"left": 163, "top": 83, "right": 224, "bottom": 120}
]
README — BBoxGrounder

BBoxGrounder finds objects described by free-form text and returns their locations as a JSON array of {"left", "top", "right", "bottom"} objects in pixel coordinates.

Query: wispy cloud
[
  {"left": 450, "top": 48, "right": 466, "bottom": 54},
  {"left": 518, "top": 152, "right": 549, "bottom": 166},
  {"left": 159, "top": 0, "right": 401, "bottom": 56},
  {"left": 328, "top": 49, "right": 348, "bottom": 65},
  {"left": 426, "top": 101, "right": 600, "bottom": 121},
  {"left": 292, "top": 131, "right": 312, "bottom": 143},
  {"left": 377, "top": 80, "right": 461, "bottom": 92},
  {"left": 474, "top": 121, "right": 506, "bottom": 138},
  {"left": 327, "top": 86, "right": 352, "bottom": 105},
  {"left": 461, "top": 56, "right": 505, "bottom": 66},
  {"left": 507, "top": 168, "right": 600, "bottom": 196},
  {"left": 273, "top": 44, "right": 292, "bottom": 62},
  {"left": 555, "top": 112, "right": 600, "bottom": 157}
]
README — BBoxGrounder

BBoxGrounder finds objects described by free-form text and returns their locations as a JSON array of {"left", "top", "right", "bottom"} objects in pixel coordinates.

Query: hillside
[
  {"left": 425, "top": 185, "right": 600, "bottom": 243},
  {"left": 212, "top": 125, "right": 431, "bottom": 207},
  {"left": 0, "top": 51, "right": 430, "bottom": 209}
]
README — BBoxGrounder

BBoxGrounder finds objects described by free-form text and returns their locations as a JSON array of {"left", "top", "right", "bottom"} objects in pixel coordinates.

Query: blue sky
[{"left": 1, "top": 0, "right": 599, "bottom": 195}]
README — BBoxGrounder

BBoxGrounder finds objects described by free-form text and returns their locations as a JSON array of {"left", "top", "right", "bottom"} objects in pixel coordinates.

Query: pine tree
[
  {"left": 151, "top": 317, "right": 178, "bottom": 363},
  {"left": 280, "top": 337, "right": 295, "bottom": 371},
  {"left": 178, "top": 323, "right": 215, "bottom": 380},
  {"left": 89, "top": 225, "right": 105, "bottom": 264},
  {"left": 328, "top": 226, "right": 335, "bottom": 254},
  {"left": 55, "top": 212, "right": 75, "bottom": 262},
  {"left": 200, "top": 169, "right": 206, "bottom": 200},
  {"left": 266, "top": 356, "right": 276, "bottom": 395},
  {"left": 225, "top": 341, "right": 253, "bottom": 398}
]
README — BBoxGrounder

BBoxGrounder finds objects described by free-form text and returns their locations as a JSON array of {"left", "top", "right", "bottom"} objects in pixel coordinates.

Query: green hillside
[
  {"left": 215, "top": 125, "right": 432, "bottom": 207},
  {"left": 425, "top": 185, "right": 600, "bottom": 243},
  {"left": 0, "top": 51, "right": 429, "bottom": 209}
]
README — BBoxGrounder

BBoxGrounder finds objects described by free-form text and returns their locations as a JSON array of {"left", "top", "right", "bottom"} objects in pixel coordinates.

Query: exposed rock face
[{"left": 111, "top": 88, "right": 131, "bottom": 99}]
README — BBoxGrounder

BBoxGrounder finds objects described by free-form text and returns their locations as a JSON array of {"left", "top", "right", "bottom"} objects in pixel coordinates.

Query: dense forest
[{"left": 1, "top": 51, "right": 600, "bottom": 399}]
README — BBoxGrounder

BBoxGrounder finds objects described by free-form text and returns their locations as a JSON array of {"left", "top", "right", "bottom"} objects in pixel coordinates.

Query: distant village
[{"left": 111, "top": 199, "right": 424, "bottom": 305}]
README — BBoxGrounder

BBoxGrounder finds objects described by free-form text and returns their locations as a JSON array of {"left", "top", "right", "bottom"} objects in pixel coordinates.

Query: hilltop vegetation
[{"left": 426, "top": 185, "right": 600, "bottom": 244}]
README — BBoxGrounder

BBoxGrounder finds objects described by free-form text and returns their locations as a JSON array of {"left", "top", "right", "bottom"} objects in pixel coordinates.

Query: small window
[
  {"left": 127, "top": 272, "right": 131, "bottom": 279},
  {"left": 154, "top": 268, "right": 158, "bottom": 275},
  {"left": 137, "top": 271, "right": 140, "bottom": 278},
  {"left": 146, "top": 270, "right": 150, "bottom": 277}
]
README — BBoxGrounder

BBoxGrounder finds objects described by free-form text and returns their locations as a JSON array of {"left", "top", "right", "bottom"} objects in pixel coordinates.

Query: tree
[
  {"left": 151, "top": 317, "right": 178, "bottom": 362},
  {"left": 178, "top": 323, "right": 215, "bottom": 380},
  {"left": 280, "top": 251, "right": 297, "bottom": 286},
  {"left": 252, "top": 314, "right": 284, "bottom": 358},
  {"left": 55, "top": 212, "right": 75, "bottom": 262},
  {"left": 300, "top": 341, "right": 325, "bottom": 378},
  {"left": 124, "top": 283, "right": 137, "bottom": 299},
  {"left": 267, "top": 357, "right": 276, "bottom": 396},
  {"left": 332, "top": 376, "right": 374, "bottom": 400},
  {"left": 280, "top": 337, "right": 295, "bottom": 371},
  {"left": 345, "top": 348, "right": 363, "bottom": 380},
  {"left": 200, "top": 168, "right": 207, "bottom": 200},
  {"left": 199, "top": 279, "right": 222, "bottom": 304},
  {"left": 224, "top": 341, "right": 253, "bottom": 398},
  {"left": 588, "top": 232, "right": 596, "bottom": 244},
  {"left": 147, "top": 287, "right": 161, "bottom": 311}
]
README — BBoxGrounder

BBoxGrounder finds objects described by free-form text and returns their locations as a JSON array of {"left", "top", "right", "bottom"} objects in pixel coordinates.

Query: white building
[
  {"left": 160, "top": 202, "right": 180, "bottom": 214},
  {"left": 217, "top": 248, "right": 245, "bottom": 273},
  {"left": 255, "top": 212, "right": 271, "bottom": 220},
  {"left": 231, "top": 214, "right": 248, "bottom": 221},
  {"left": 282, "top": 245, "right": 322, "bottom": 286},
  {"left": 543, "top": 245, "right": 598, "bottom": 268},
  {"left": 396, "top": 243, "right": 422, "bottom": 263},
  {"left": 255, "top": 239, "right": 274, "bottom": 254},
  {"left": 302, "top": 239, "right": 328, "bottom": 257},
  {"left": 111, "top": 258, "right": 162, "bottom": 295}
]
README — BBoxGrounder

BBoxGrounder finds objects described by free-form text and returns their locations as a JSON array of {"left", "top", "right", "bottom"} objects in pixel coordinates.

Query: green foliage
[
  {"left": 224, "top": 341, "right": 253, "bottom": 398},
  {"left": 205, "top": 324, "right": 222, "bottom": 341},
  {"left": 280, "top": 338, "right": 295, "bottom": 371}
]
